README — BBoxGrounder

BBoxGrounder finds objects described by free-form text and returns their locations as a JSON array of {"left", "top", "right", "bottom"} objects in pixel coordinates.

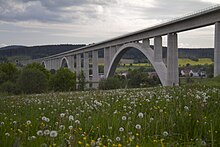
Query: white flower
[
  {"left": 122, "top": 116, "right": 127, "bottom": 121},
  {"left": 44, "top": 130, "right": 50, "bottom": 135},
  {"left": 13, "top": 121, "right": 17, "bottom": 124},
  {"left": 184, "top": 106, "right": 189, "bottom": 111},
  {"left": 119, "top": 127, "right": 124, "bottom": 132},
  {"left": 68, "top": 125, "right": 73, "bottom": 130},
  {"left": 45, "top": 118, "right": 50, "bottom": 122},
  {"left": 138, "top": 112, "right": 144, "bottom": 118},
  {"left": 201, "top": 140, "right": 206, "bottom": 146},
  {"left": 150, "top": 117, "right": 154, "bottom": 122},
  {"left": 116, "top": 136, "right": 121, "bottom": 142},
  {"left": 50, "top": 130, "right": 58, "bottom": 138},
  {"left": 1, "top": 122, "right": 4, "bottom": 125},
  {"left": 162, "top": 131, "right": 169, "bottom": 137},
  {"left": 26, "top": 120, "right": 31, "bottom": 125},
  {"left": 135, "top": 124, "right": 141, "bottom": 130},
  {"left": 37, "top": 130, "right": 43, "bottom": 136},
  {"left": 42, "top": 116, "right": 47, "bottom": 121},
  {"left": 69, "top": 115, "right": 74, "bottom": 121},
  {"left": 60, "top": 113, "right": 65, "bottom": 118},
  {"left": 5, "top": 132, "right": 10, "bottom": 136},
  {"left": 75, "top": 120, "right": 80, "bottom": 124},
  {"left": 59, "top": 125, "right": 65, "bottom": 130}
]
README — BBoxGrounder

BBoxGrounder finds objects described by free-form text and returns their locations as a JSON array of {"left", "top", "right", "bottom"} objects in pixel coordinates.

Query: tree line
[{"left": 0, "top": 62, "right": 161, "bottom": 95}]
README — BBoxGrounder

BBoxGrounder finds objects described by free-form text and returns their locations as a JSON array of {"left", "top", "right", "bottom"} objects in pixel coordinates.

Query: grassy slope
[
  {"left": 0, "top": 86, "right": 220, "bottom": 146},
  {"left": 178, "top": 58, "right": 213, "bottom": 66}
]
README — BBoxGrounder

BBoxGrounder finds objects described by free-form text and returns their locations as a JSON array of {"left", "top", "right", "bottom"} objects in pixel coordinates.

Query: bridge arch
[
  {"left": 41, "top": 61, "right": 46, "bottom": 68},
  {"left": 60, "top": 57, "right": 70, "bottom": 68},
  {"left": 106, "top": 43, "right": 168, "bottom": 86}
]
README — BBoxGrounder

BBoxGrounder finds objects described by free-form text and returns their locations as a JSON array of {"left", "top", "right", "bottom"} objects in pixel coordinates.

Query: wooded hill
[{"left": 0, "top": 45, "right": 214, "bottom": 62}]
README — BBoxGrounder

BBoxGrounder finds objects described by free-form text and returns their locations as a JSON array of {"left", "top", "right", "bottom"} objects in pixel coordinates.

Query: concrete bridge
[{"left": 23, "top": 5, "right": 220, "bottom": 88}]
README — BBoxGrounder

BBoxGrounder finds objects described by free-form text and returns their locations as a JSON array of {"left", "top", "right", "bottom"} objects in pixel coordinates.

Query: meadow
[
  {"left": 0, "top": 85, "right": 220, "bottom": 146},
  {"left": 115, "top": 58, "right": 213, "bottom": 73}
]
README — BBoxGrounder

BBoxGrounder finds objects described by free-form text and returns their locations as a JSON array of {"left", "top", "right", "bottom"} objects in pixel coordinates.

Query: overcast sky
[{"left": 0, "top": 0, "right": 220, "bottom": 48}]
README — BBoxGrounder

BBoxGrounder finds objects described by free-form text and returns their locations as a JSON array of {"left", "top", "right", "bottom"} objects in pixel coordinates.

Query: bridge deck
[{"left": 35, "top": 5, "right": 220, "bottom": 61}]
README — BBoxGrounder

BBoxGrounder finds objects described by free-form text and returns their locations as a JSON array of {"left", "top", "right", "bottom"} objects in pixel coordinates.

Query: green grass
[
  {"left": 0, "top": 86, "right": 220, "bottom": 146},
  {"left": 179, "top": 58, "right": 213, "bottom": 66},
  {"left": 194, "top": 76, "right": 220, "bottom": 88}
]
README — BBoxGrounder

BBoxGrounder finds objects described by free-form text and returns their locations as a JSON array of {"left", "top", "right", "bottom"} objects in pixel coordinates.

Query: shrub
[
  {"left": 99, "top": 77, "right": 122, "bottom": 90},
  {"left": 0, "top": 63, "right": 18, "bottom": 84},
  {"left": 25, "top": 62, "right": 51, "bottom": 80},
  {"left": 49, "top": 68, "right": 76, "bottom": 92},
  {"left": 0, "top": 81, "right": 18, "bottom": 94},
  {"left": 17, "top": 68, "right": 48, "bottom": 94}
]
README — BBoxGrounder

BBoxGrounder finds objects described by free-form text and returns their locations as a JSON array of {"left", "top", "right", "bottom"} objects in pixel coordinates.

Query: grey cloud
[
  {"left": 138, "top": 0, "right": 215, "bottom": 20},
  {"left": 0, "top": 0, "right": 116, "bottom": 23},
  {"left": 0, "top": 0, "right": 216, "bottom": 24}
]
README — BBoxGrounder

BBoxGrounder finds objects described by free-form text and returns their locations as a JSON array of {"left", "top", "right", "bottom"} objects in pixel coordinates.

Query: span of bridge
[{"left": 23, "top": 5, "right": 220, "bottom": 88}]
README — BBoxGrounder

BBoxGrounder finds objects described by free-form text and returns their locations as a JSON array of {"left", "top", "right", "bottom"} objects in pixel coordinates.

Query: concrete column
[
  {"left": 167, "top": 33, "right": 179, "bottom": 86},
  {"left": 92, "top": 50, "right": 99, "bottom": 88},
  {"left": 84, "top": 52, "right": 90, "bottom": 84},
  {"left": 104, "top": 47, "right": 110, "bottom": 78},
  {"left": 76, "top": 54, "right": 81, "bottom": 76},
  {"left": 67, "top": 56, "right": 74, "bottom": 72},
  {"left": 154, "top": 36, "right": 163, "bottom": 62},
  {"left": 143, "top": 38, "right": 150, "bottom": 48},
  {"left": 53, "top": 59, "right": 57, "bottom": 70},
  {"left": 109, "top": 46, "right": 116, "bottom": 60},
  {"left": 215, "top": 22, "right": 220, "bottom": 77}
]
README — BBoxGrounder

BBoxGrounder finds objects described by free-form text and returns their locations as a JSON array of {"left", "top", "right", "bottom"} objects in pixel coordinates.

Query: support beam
[
  {"left": 84, "top": 52, "right": 90, "bottom": 87},
  {"left": 76, "top": 54, "right": 81, "bottom": 76},
  {"left": 154, "top": 36, "right": 163, "bottom": 62},
  {"left": 67, "top": 56, "right": 75, "bottom": 72},
  {"left": 109, "top": 46, "right": 117, "bottom": 60},
  {"left": 167, "top": 33, "right": 179, "bottom": 86},
  {"left": 143, "top": 38, "right": 150, "bottom": 48},
  {"left": 104, "top": 47, "right": 110, "bottom": 78},
  {"left": 92, "top": 50, "right": 99, "bottom": 88},
  {"left": 215, "top": 22, "right": 220, "bottom": 77}
]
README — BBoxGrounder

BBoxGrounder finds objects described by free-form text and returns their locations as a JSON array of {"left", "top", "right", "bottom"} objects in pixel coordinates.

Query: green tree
[
  {"left": 49, "top": 68, "right": 76, "bottom": 92},
  {"left": 17, "top": 68, "right": 48, "bottom": 94},
  {"left": 0, "top": 81, "right": 18, "bottom": 94},
  {"left": 99, "top": 77, "right": 122, "bottom": 90},
  {"left": 0, "top": 63, "right": 18, "bottom": 85},
  {"left": 25, "top": 62, "right": 50, "bottom": 80}
]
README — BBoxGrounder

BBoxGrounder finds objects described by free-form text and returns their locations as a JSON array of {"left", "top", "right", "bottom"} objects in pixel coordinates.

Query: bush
[
  {"left": 99, "top": 77, "right": 122, "bottom": 90},
  {"left": 49, "top": 68, "right": 76, "bottom": 92},
  {"left": 25, "top": 62, "right": 51, "bottom": 80},
  {"left": 0, "top": 81, "right": 18, "bottom": 94},
  {"left": 0, "top": 63, "right": 18, "bottom": 84},
  {"left": 17, "top": 68, "right": 48, "bottom": 94}
]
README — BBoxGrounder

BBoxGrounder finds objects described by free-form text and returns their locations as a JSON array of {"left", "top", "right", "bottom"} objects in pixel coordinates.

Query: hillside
[
  {"left": 0, "top": 44, "right": 86, "bottom": 59},
  {"left": 0, "top": 45, "right": 214, "bottom": 62}
]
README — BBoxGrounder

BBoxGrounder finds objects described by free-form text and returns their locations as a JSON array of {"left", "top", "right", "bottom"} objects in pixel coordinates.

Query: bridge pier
[
  {"left": 215, "top": 22, "right": 220, "bottom": 77},
  {"left": 67, "top": 56, "right": 75, "bottom": 72},
  {"left": 143, "top": 38, "right": 150, "bottom": 48},
  {"left": 104, "top": 47, "right": 110, "bottom": 78},
  {"left": 84, "top": 52, "right": 90, "bottom": 88},
  {"left": 76, "top": 54, "right": 81, "bottom": 77},
  {"left": 154, "top": 36, "right": 163, "bottom": 62},
  {"left": 92, "top": 50, "right": 99, "bottom": 88},
  {"left": 167, "top": 33, "right": 179, "bottom": 86}
]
